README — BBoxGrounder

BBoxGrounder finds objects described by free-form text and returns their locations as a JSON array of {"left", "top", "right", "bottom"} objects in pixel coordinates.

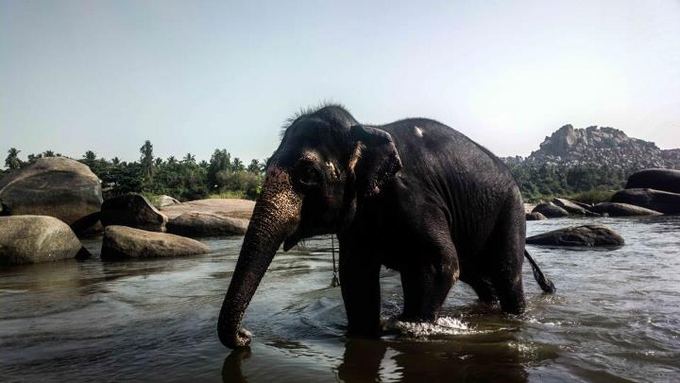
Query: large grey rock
[
  {"left": 625, "top": 168, "right": 680, "bottom": 194},
  {"left": 0, "top": 215, "right": 89, "bottom": 266},
  {"left": 161, "top": 198, "right": 255, "bottom": 220},
  {"left": 527, "top": 124, "right": 667, "bottom": 169},
  {"left": 552, "top": 198, "right": 598, "bottom": 216},
  {"left": 100, "top": 193, "right": 168, "bottom": 232},
  {"left": 611, "top": 188, "right": 680, "bottom": 215},
  {"left": 532, "top": 202, "right": 569, "bottom": 218},
  {"left": 526, "top": 224, "right": 624, "bottom": 247},
  {"left": 0, "top": 157, "right": 103, "bottom": 233},
  {"left": 101, "top": 225, "right": 210, "bottom": 260},
  {"left": 525, "top": 212, "right": 547, "bottom": 221},
  {"left": 590, "top": 202, "right": 662, "bottom": 217},
  {"left": 167, "top": 212, "right": 248, "bottom": 237}
]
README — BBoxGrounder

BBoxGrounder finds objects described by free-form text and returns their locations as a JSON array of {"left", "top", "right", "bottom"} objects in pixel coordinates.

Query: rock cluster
[
  {"left": 525, "top": 125, "right": 679, "bottom": 169},
  {"left": 0, "top": 158, "right": 254, "bottom": 266}
]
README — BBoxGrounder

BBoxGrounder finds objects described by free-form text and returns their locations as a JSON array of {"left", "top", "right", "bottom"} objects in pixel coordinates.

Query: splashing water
[{"left": 383, "top": 316, "right": 478, "bottom": 337}]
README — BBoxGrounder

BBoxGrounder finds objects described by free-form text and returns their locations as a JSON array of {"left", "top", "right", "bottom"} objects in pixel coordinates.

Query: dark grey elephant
[{"left": 217, "top": 105, "right": 554, "bottom": 348}]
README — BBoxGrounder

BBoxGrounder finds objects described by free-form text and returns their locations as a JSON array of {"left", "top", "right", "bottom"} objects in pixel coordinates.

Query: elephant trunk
[{"left": 217, "top": 167, "right": 301, "bottom": 348}]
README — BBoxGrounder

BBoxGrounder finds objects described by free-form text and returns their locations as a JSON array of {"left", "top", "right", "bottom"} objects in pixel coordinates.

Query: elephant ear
[{"left": 349, "top": 125, "right": 402, "bottom": 198}]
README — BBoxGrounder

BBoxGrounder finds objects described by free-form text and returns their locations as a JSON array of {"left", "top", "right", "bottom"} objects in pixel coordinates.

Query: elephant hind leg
[
  {"left": 399, "top": 230, "right": 459, "bottom": 322},
  {"left": 466, "top": 277, "right": 497, "bottom": 305},
  {"left": 484, "top": 196, "right": 527, "bottom": 314}
]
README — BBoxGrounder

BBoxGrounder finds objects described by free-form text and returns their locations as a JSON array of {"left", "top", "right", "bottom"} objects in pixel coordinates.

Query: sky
[{"left": 1, "top": 0, "right": 679, "bottom": 166}]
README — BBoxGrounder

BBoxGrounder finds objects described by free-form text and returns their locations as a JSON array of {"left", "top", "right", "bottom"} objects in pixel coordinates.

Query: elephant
[{"left": 217, "top": 105, "right": 555, "bottom": 348}]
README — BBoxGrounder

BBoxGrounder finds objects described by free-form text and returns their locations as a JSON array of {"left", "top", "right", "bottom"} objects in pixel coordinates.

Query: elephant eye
[{"left": 294, "top": 161, "right": 321, "bottom": 187}]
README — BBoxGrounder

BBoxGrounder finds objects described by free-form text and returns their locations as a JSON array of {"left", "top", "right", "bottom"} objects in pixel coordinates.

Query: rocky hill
[{"left": 515, "top": 124, "right": 680, "bottom": 169}]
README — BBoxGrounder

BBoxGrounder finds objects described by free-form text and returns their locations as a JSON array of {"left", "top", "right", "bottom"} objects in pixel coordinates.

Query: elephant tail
[{"left": 524, "top": 250, "right": 556, "bottom": 294}]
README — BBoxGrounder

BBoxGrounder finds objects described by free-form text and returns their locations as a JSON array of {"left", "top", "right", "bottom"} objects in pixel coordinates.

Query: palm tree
[
  {"left": 5, "top": 148, "right": 22, "bottom": 170},
  {"left": 182, "top": 153, "right": 196, "bottom": 164},
  {"left": 139, "top": 140, "right": 154, "bottom": 179}
]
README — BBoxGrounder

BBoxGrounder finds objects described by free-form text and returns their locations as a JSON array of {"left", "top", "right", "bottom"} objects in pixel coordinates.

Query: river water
[{"left": 1, "top": 216, "right": 679, "bottom": 382}]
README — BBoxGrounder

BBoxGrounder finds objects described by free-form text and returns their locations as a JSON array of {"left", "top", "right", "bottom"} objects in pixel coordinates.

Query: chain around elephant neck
[{"left": 330, "top": 235, "right": 340, "bottom": 287}]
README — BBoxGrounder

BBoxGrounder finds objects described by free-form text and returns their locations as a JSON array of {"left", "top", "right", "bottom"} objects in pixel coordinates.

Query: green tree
[
  {"left": 5, "top": 148, "right": 22, "bottom": 170},
  {"left": 83, "top": 150, "right": 97, "bottom": 162},
  {"left": 182, "top": 153, "right": 196, "bottom": 164},
  {"left": 139, "top": 140, "right": 154, "bottom": 180},
  {"left": 247, "top": 159, "right": 262, "bottom": 174},
  {"left": 208, "top": 149, "right": 231, "bottom": 189},
  {"left": 232, "top": 157, "right": 245, "bottom": 172}
]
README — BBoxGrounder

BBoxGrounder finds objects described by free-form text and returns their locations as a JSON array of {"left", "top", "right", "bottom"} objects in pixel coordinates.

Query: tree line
[
  {"left": 2, "top": 142, "right": 266, "bottom": 201},
  {"left": 506, "top": 161, "right": 633, "bottom": 202},
  {"left": 3, "top": 145, "right": 636, "bottom": 203}
]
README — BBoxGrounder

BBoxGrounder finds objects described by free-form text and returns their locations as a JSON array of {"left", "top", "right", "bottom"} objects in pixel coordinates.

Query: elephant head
[{"left": 217, "top": 105, "right": 402, "bottom": 348}]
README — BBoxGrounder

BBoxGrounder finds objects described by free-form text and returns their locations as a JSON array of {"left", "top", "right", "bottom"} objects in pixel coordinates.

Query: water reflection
[{"left": 222, "top": 334, "right": 532, "bottom": 383}]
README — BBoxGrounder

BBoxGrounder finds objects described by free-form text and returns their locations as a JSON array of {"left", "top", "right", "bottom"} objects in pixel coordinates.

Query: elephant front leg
[{"left": 339, "top": 250, "right": 382, "bottom": 337}]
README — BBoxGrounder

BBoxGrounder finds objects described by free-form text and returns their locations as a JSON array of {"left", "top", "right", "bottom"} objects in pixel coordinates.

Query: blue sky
[{"left": 2, "top": 0, "right": 679, "bottom": 165}]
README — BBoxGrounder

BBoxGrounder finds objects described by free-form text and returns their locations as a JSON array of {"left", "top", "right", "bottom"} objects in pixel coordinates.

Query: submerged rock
[
  {"left": 525, "top": 212, "right": 547, "bottom": 221},
  {"left": 590, "top": 202, "right": 662, "bottom": 217},
  {"left": 100, "top": 193, "right": 168, "bottom": 232},
  {"left": 0, "top": 157, "right": 103, "bottom": 233},
  {"left": 526, "top": 224, "right": 624, "bottom": 247},
  {"left": 0, "top": 215, "right": 89, "bottom": 266},
  {"left": 625, "top": 168, "right": 680, "bottom": 194},
  {"left": 100, "top": 225, "right": 210, "bottom": 260},
  {"left": 167, "top": 212, "right": 248, "bottom": 237},
  {"left": 611, "top": 188, "right": 680, "bottom": 215},
  {"left": 552, "top": 198, "right": 598, "bottom": 216},
  {"left": 532, "top": 202, "right": 569, "bottom": 218}
]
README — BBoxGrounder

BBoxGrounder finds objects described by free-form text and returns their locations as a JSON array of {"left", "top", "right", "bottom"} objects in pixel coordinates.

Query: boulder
[
  {"left": 611, "top": 188, "right": 680, "bottom": 215},
  {"left": 590, "top": 202, "right": 662, "bottom": 217},
  {"left": 101, "top": 225, "right": 210, "bottom": 260},
  {"left": 625, "top": 168, "right": 680, "bottom": 194},
  {"left": 523, "top": 203, "right": 537, "bottom": 214},
  {"left": 156, "top": 195, "right": 180, "bottom": 208},
  {"left": 0, "top": 157, "right": 103, "bottom": 233},
  {"left": 0, "top": 215, "right": 90, "bottom": 266},
  {"left": 525, "top": 212, "right": 547, "bottom": 221},
  {"left": 100, "top": 193, "right": 168, "bottom": 232},
  {"left": 526, "top": 224, "right": 624, "bottom": 247},
  {"left": 552, "top": 198, "right": 598, "bottom": 216},
  {"left": 161, "top": 198, "right": 255, "bottom": 220},
  {"left": 531, "top": 202, "right": 569, "bottom": 218},
  {"left": 571, "top": 200, "right": 595, "bottom": 210},
  {"left": 167, "top": 212, "right": 248, "bottom": 237}
]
